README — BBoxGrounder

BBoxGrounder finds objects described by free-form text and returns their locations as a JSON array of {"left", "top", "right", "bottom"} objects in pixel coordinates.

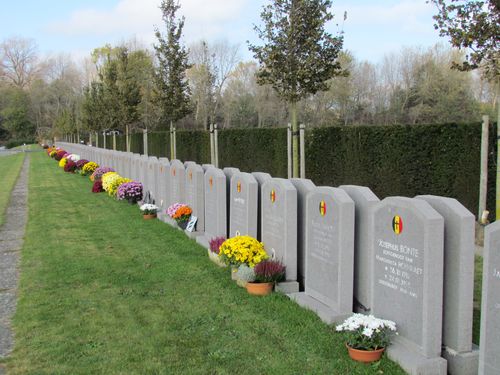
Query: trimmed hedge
[{"left": 92, "top": 122, "right": 498, "bottom": 219}]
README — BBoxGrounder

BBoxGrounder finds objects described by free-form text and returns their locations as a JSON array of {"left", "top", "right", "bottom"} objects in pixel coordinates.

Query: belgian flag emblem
[
  {"left": 189, "top": 171, "right": 193, "bottom": 181},
  {"left": 319, "top": 200, "right": 327, "bottom": 216},
  {"left": 392, "top": 215, "right": 403, "bottom": 234},
  {"left": 237, "top": 182, "right": 241, "bottom": 193},
  {"left": 270, "top": 189, "right": 276, "bottom": 203},
  {"left": 172, "top": 168, "right": 176, "bottom": 177},
  {"left": 209, "top": 176, "right": 213, "bottom": 188}
]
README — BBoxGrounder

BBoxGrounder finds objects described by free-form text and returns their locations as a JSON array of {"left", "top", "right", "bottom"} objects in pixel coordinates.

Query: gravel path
[{"left": 0, "top": 155, "right": 29, "bottom": 374}]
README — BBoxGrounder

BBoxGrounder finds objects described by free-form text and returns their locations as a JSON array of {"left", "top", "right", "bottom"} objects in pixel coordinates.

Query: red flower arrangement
[
  {"left": 55, "top": 150, "right": 66, "bottom": 161},
  {"left": 92, "top": 180, "right": 104, "bottom": 193},
  {"left": 64, "top": 160, "right": 77, "bottom": 173}
]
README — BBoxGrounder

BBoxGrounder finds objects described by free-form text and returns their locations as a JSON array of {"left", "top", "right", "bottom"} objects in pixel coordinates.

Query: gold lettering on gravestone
[
  {"left": 376, "top": 239, "right": 422, "bottom": 299},
  {"left": 310, "top": 219, "right": 335, "bottom": 264}
]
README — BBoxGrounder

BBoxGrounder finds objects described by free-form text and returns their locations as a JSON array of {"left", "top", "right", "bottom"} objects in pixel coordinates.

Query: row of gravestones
[{"left": 59, "top": 142, "right": 499, "bottom": 375}]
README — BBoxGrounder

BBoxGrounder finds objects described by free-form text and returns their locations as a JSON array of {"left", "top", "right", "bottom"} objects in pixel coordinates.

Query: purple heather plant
[
  {"left": 117, "top": 181, "right": 143, "bottom": 202},
  {"left": 253, "top": 260, "right": 286, "bottom": 283},
  {"left": 209, "top": 236, "right": 226, "bottom": 254}
]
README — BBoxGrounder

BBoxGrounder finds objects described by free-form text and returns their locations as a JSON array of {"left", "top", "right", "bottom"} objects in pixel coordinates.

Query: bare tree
[{"left": 0, "top": 36, "right": 40, "bottom": 89}]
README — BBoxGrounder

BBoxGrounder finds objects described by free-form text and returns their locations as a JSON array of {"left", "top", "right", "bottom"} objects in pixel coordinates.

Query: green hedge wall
[
  {"left": 218, "top": 128, "right": 288, "bottom": 177},
  {"left": 90, "top": 123, "right": 497, "bottom": 219},
  {"left": 306, "top": 123, "right": 497, "bottom": 219}
]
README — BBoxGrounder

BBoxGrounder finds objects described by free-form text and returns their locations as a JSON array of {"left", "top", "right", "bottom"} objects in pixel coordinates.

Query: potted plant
[
  {"left": 218, "top": 236, "right": 268, "bottom": 280},
  {"left": 245, "top": 259, "right": 286, "bottom": 296},
  {"left": 235, "top": 264, "right": 255, "bottom": 288},
  {"left": 82, "top": 161, "right": 99, "bottom": 176},
  {"left": 167, "top": 203, "right": 192, "bottom": 229},
  {"left": 335, "top": 313, "right": 397, "bottom": 363},
  {"left": 117, "top": 181, "right": 143, "bottom": 204},
  {"left": 208, "top": 236, "right": 226, "bottom": 267},
  {"left": 140, "top": 203, "right": 159, "bottom": 219}
]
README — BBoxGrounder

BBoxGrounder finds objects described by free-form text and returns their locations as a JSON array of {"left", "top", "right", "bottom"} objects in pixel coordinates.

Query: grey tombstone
[
  {"left": 202, "top": 164, "right": 214, "bottom": 171},
  {"left": 261, "top": 178, "right": 299, "bottom": 293},
  {"left": 371, "top": 197, "right": 447, "bottom": 375},
  {"left": 416, "top": 195, "right": 478, "bottom": 375},
  {"left": 147, "top": 156, "right": 159, "bottom": 203},
  {"left": 164, "top": 159, "right": 185, "bottom": 226},
  {"left": 169, "top": 159, "right": 185, "bottom": 206},
  {"left": 125, "top": 152, "right": 133, "bottom": 178},
  {"left": 479, "top": 220, "right": 500, "bottom": 375},
  {"left": 229, "top": 172, "right": 258, "bottom": 238},
  {"left": 184, "top": 161, "right": 196, "bottom": 168},
  {"left": 196, "top": 167, "right": 227, "bottom": 249},
  {"left": 251, "top": 172, "right": 272, "bottom": 240},
  {"left": 157, "top": 158, "right": 170, "bottom": 222},
  {"left": 131, "top": 154, "right": 141, "bottom": 182},
  {"left": 184, "top": 164, "right": 205, "bottom": 238},
  {"left": 139, "top": 155, "right": 149, "bottom": 191},
  {"left": 223, "top": 168, "right": 240, "bottom": 235},
  {"left": 289, "top": 186, "right": 355, "bottom": 324},
  {"left": 290, "top": 178, "right": 316, "bottom": 291},
  {"left": 340, "top": 185, "right": 380, "bottom": 314}
]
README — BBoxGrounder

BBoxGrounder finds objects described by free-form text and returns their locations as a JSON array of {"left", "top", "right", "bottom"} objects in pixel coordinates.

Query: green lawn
[
  {"left": 11, "top": 144, "right": 39, "bottom": 151},
  {"left": 4, "top": 152, "right": 405, "bottom": 374},
  {"left": 0, "top": 152, "right": 25, "bottom": 226}
]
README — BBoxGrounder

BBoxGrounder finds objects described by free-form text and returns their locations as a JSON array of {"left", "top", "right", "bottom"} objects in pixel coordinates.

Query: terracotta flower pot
[
  {"left": 246, "top": 282, "right": 273, "bottom": 296},
  {"left": 143, "top": 213, "right": 157, "bottom": 220},
  {"left": 346, "top": 344, "right": 385, "bottom": 363}
]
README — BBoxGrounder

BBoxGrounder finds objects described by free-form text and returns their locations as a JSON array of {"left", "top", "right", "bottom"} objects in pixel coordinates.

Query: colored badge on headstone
[
  {"left": 319, "top": 200, "right": 327, "bottom": 216},
  {"left": 270, "top": 189, "right": 276, "bottom": 203},
  {"left": 237, "top": 181, "right": 241, "bottom": 193},
  {"left": 189, "top": 171, "right": 193, "bottom": 181},
  {"left": 392, "top": 215, "right": 403, "bottom": 234},
  {"left": 209, "top": 176, "right": 213, "bottom": 189},
  {"left": 172, "top": 167, "right": 176, "bottom": 177}
]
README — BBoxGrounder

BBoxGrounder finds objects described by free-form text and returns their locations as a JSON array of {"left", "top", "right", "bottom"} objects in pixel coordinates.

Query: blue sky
[{"left": 0, "top": 0, "right": 446, "bottom": 63}]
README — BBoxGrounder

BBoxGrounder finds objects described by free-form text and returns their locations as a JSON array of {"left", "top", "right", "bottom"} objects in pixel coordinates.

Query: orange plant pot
[
  {"left": 143, "top": 213, "right": 157, "bottom": 220},
  {"left": 346, "top": 344, "right": 385, "bottom": 363},
  {"left": 246, "top": 282, "right": 273, "bottom": 296}
]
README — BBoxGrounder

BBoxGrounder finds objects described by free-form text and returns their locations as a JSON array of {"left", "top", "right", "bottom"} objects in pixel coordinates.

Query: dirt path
[{"left": 0, "top": 155, "right": 29, "bottom": 374}]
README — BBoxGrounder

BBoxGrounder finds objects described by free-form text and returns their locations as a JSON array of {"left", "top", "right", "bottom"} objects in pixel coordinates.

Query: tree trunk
[
  {"left": 126, "top": 125, "right": 130, "bottom": 152},
  {"left": 479, "top": 115, "right": 489, "bottom": 221},
  {"left": 290, "top": 101, "right": 299, "bottom": 178}
]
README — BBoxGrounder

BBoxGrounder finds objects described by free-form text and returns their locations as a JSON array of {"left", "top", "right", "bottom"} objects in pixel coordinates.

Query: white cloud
[
  {"left": 336, "top": 0, "right": 436, "bottom": 34},
  {"left": 46, "top": 0, "right": 249, "bottom": 45}
]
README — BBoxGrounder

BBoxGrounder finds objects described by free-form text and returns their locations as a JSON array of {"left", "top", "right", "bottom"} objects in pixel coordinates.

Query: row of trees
[{"left": 0, "top": 0, "right": 498, "bottom": 144}]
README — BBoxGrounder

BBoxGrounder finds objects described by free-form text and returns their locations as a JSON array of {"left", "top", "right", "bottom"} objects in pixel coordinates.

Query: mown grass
[
  {"left": 11, "top": 144, "right": 39, "bottom": 151},
  {"left": 0, "top": 152, "right": 25, "bottom": 226},
  {"left": 4, "top": 152, "right": 406, "bottom": 374}
]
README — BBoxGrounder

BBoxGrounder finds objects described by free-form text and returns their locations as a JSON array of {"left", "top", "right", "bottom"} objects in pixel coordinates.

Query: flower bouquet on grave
[
  {"left": 208, "top": 236, "right": 227, "bottom": 267},
  {"left": 75, "top": 159, "right": 89, "bottom": 173},
  {"left": 245, "top": 259, "right": 286, "bottom": 296},
  {"left": 117, "top": 181, "right": 143, "bottom": 204},
  {"left": 167, "top": 203, "right": 192, "bottom": 229},
  {"left": 336, "top": 314, "right": 397, "bottom": 363},
  {"left": 140, "top": 203, "right": 159, "bottom": 219},
  {"left": 64, "top": 160, "right": 77, "bottom": 173},
  {"left": 218, "top": 236, "right": 268, "bottom": 280},
  {"left": 82, "top": 161, "right": 99, "bottom": 176},
  {"left": 90, "top": 167, "right": 115, "bottom": 182}
]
